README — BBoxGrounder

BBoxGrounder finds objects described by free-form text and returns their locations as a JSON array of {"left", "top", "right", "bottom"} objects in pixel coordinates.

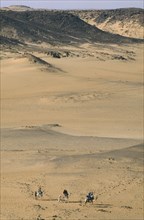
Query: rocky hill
[
  {"left": 0, "top": 9, "right": 142, "bottom": 49},
  {"left": 1, "top": 5, "right": 34, "bottom": 11},
  {"left": 70, "top": 8, "right": 144, "bottom": 39}
]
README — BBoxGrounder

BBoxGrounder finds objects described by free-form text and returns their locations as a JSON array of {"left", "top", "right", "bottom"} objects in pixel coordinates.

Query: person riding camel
[
  {"left": 38, "top": 186, "right": 43, "bottom": 195},
  {"left": 63, "top": 189, "right": 69, "bottom": 199},
  {"left": 38, "top": 186, "right": 41, "bottom": 192},
  {"left": 87, "top": 192, "right": 94, "bottom": 200},
  {"left": 85, "top": 192, "right": 94, "bottom": 204},
  {"left": 35, "top": 186, "right": 43, "bottom": 199}
]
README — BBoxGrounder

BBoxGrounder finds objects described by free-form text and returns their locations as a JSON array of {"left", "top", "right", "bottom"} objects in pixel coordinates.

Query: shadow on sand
[
  {"left": 40, "top": 198, "right": 58, "bottom": 202},
  {"left": 95, "top": 203, "right": 112, "bottom": 208},
  {"left": 40, "top": 198, "right": 82, "bottom": 204},
  {"left": 68, "top": 200, "right": 82, "bottom": 204}
]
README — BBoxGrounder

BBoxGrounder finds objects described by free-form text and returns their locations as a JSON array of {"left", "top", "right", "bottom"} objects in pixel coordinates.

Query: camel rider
[
  {"left": 87, "top": 192, "right": 94, "bottom": 200},
  {"left": 38, "top": 186, "right": 42, "bottom": 194},
  {"left": 63, "top": 189, "right": 69, "bottom": 198}
]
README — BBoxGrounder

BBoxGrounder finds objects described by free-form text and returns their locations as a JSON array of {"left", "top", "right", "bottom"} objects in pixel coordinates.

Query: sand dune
[
  {"left": 1, "top": 44, "right": 143, "bottom": 138},
  {"left": 1, "top": 126, "right": 143, "bottom": 220},
  {"left": 1, "top": 36, "right": 143, "bottom": 220},
  {"left": 25, "top": 53, "right": 65, "bottom": 73}
]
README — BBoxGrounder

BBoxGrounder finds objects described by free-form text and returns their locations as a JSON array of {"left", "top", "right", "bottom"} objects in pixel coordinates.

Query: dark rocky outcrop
[{"left": 0, "top": 9, "right": 143, "bottom": 48}]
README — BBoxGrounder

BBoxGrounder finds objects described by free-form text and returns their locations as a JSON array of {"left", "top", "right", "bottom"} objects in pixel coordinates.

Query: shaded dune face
[{"left": 24, "top": 53, "right": 64, "bottom": 73}]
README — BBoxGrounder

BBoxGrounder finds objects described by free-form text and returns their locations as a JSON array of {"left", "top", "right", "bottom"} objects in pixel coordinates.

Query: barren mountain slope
[
  {"left": 70, "top": 8, "right": 144, "bottom": 39},
  {"left": 0, "top": 9, "right": 142, "bottom": 49}
]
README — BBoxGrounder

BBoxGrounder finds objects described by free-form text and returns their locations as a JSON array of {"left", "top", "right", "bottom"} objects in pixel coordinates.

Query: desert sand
[{"left": 1, "top": 43, "right": 144, "bottom": 220}]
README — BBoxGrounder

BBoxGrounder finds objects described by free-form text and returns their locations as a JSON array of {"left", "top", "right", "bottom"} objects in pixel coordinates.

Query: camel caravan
[{"left": 35, "top": 187, "right": 98, "bottom": 205}]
